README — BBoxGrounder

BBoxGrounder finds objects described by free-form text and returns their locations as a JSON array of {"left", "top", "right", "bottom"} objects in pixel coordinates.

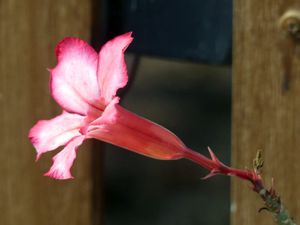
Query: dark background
[{"left": 97, "top": 1, "right": 232, "bottom": 224}]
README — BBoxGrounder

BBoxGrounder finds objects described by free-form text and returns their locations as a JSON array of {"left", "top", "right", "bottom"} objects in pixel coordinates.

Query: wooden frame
[
  {"left": 0, "top": 1, "right": 96, "bottom": 224},
  {"left": 232, "top": 1, "right": 300, "bottom": 224}
]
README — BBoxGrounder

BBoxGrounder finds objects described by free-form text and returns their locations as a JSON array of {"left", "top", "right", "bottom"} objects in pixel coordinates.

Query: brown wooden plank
[
  {"left": 232, "top": 1, "right": 300, "bottom": 225},
  {"left": 0, "top": 1, "right": 95, "bottom": 224}
]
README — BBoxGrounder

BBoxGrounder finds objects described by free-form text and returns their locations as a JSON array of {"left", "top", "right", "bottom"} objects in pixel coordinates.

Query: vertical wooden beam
[
  {"left": 232, "top": 1, "right": 300, "bottom": 225},
  {"left": 0, "top": 1, "right": 95, "bottom": 225}
]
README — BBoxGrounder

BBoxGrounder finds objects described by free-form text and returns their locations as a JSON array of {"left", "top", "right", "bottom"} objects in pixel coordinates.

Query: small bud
[{"left": 253, "top": 150, "right": 264, "bottom": 174}]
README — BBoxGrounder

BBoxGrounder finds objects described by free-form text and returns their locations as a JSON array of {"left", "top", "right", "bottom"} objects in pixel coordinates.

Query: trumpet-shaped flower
[
  {"left": 29, "top": 33, "right": 187, "bottom": 179},
  {"left": 29, "top": 33, "right": 278, "bottom": 222}
]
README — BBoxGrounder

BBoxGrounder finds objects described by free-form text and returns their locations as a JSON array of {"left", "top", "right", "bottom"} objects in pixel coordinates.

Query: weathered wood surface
[
  {"left": 232, "top": 1, "right": 300, "bottom": 225},
  {"left": 0, "top": 1, "right": 95, "bottom": 224}
]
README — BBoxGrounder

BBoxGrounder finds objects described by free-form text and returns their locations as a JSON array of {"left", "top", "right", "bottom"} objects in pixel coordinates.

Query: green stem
[
  {"left": 183, "top": 148, "right": 297, "bottom": 225},
  {"left": 256, "top": 188, "right": 296, "bottom": 225}
]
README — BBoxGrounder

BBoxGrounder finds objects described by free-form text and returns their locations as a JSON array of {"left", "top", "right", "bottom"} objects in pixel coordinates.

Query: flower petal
[
  {"left": 44, "top": 136, "right": 85, "bottom": 180},
  {"left": 87, "top": 99, "right": 186, "bottom": 160},
  {"left": 29, "top": 111, "right": 85, "bottom": 159},
  {"left": 98, "top": 32, "right": 133, "bottom": 105},
  {"left": 50, "top": 37, "right": 102, "bottom": 116}
]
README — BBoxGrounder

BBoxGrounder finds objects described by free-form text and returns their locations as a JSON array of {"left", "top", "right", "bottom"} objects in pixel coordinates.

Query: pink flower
[
  {"left": 29, "top": 33, "right": 187, "bottom": 179},
  {"left": 29, "top": 32, "right": 257, "bottom": 185}
]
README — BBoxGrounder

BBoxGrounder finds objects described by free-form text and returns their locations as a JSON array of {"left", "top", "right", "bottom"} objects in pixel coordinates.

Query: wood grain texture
[
  {"left": 0, "top": 1, "right": 95, "bottom": 224},
  {"left": 232, "top": 1, "right": 300, "bottom": 225}
]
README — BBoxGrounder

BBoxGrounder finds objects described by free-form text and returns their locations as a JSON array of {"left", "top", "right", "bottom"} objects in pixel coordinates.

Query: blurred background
[
  {"left": 104, "top": 56, "right": 231, "bottom": 225},
  {"left": 0, "top": 0, "right": 232, "bottom": 224},
  {"left": 98, "top": 1, "right": 233, "bottom": 225},
  {"left": 3, "top": 1, "right": 300, "bottom": 225}
]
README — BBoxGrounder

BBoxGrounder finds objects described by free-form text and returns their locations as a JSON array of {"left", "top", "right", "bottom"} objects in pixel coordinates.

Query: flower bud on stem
[{"left": 183, "top": 148, "right": 296, "bottom": 225}]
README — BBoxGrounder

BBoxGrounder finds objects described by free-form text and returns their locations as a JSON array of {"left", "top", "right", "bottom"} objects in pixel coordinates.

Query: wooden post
[
  {"left": 0, "top": 1, "right": 97, "bottom": 224},
  {"left": 232, "top": 1, "right": 300, "bottom": 225}
]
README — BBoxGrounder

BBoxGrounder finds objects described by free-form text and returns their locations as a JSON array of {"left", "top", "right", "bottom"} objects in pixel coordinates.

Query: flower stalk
[
  {"left": 184, "top": 148, "right": 296, "bottom": 225},
  {"left": 183, "top": 147, "right": 256, "bottom": 181}
]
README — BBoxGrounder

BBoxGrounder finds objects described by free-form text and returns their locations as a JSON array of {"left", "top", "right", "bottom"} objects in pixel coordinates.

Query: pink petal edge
[
  {"left": 44, "top": 135, "right": 85, "bottom": 180},
  {"left": 29, "top": 111, "right": 85, "bottom": 160},
  {"left": 50, "top": 37, "right": 102, "bottom": 116},
  {"left": 98, "top": 32, "right": 133, "bottom": 105}
]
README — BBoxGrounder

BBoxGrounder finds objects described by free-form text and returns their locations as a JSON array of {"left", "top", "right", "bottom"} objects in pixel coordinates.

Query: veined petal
[
  {"left": 50, "top": 37, "right": 102, "bottom": 116},
  {"left": 44, "top": 135, "right": 85, "bottom": 180},
  {"left": 87, "top": 100, "right": 186, "bottom": 160},
  {"left": 29, "top": 111, "right": 85, "bottom": 159},
  {"left": 98, "top": 32, "right": 133, "bottom": 105}
]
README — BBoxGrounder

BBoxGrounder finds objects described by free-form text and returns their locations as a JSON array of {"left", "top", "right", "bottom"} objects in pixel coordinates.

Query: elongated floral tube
[{"left": 86, "top": 98, "right": 186, "bottom": 160}]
